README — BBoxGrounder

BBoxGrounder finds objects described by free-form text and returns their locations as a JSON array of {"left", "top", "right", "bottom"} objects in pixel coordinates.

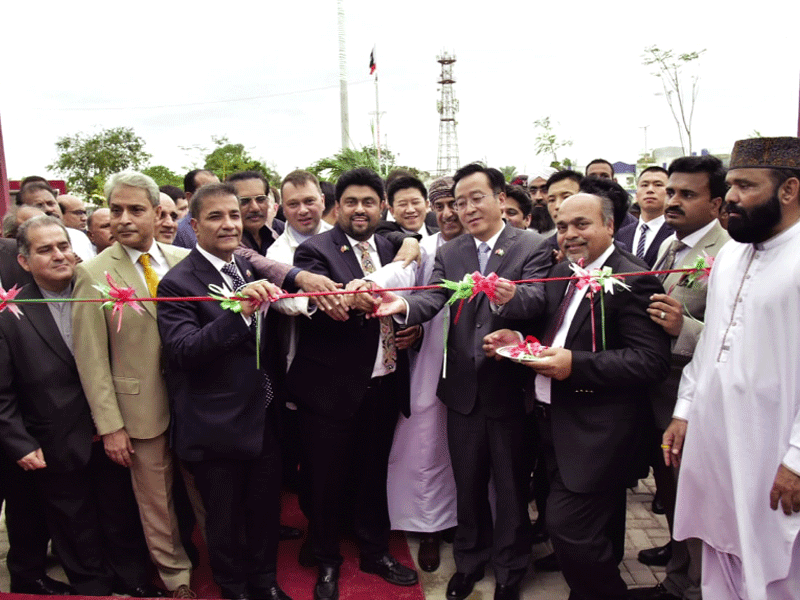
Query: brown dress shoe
[{"left": 417, "top": 532, "right": 441, "bottom": 572}]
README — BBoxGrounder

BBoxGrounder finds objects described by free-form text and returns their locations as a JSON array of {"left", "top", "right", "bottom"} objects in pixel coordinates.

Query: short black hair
[
  {"left": 320, "top": 181, "right": 336, "bottom": 216},
  {"left": 226, "top": 170, "right": 269, "bottom": 193},
  {"left": 586, "top": 158, "right": 615, "bottom": 177},
  {"left": 667, "top": 155, "right": 728, "bottom": 201},
  {"left": 387, "top": 176, "right": 427, "bottom": 206},
  {"left": 159, "top": 185, "right": 184, "bottom": 202},
  {"left": 452, "top": 163, "right": 506, "bottom": 196},
  {"left": 504, "top": 184, "right": 533, "bottom": 217},
  {"left": 189, "top": 182, "right": 239, "bottom": 220},
  {"left": 335, "top": 168, "right": 384, "bottom": 203},
  {"left": 17, "top": 181, "right": 56, "bottom": 206},
  {"left": 638, "top": 166, "right": 669, "bottom": 180},
  {"left": 546, "top": 169, "right": 583, "bottom": 193},
  {"left": 579, "top": 176, "right": 630, "bottom": 233},
  {"left": 184, "top": 169, "right": 216, "bottom": 195}
]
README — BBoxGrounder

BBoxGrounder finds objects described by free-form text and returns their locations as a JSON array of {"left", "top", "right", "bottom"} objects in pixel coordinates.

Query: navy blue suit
[{"left": 158, "top": 248, "right": 282, "bottom": 596}]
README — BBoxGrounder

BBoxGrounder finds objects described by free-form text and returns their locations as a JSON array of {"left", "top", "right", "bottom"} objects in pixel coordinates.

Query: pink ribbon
[
  {"left": 469, "top": 271, "right": 499, "bottom": 303},
  {"left": 0, "top": 285, "right": 23, "bottom": 319},
  {"left": 570, "top": 261, "right": 598, "bottom": 351},
  {"left": 103, "top": 273, "right": 145, "bottom": 332}
]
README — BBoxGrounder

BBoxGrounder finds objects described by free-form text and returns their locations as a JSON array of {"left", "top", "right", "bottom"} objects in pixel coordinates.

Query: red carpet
[{"left": 0, "top": 491, "right": 425, "bottom": 600}]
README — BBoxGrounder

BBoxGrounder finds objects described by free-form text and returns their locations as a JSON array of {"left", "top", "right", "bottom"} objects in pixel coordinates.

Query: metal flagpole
[
  {"left": 0, "top": 113, "right": 10, "bottom": 217},
  {"left": 337, "top": 0, "right": 349, "bottom": 151},
  {"left": 375, "top": 67, "right": 382, "bottom": 168}
]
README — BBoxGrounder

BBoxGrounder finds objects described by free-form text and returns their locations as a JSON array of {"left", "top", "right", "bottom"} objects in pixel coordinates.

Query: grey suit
[{"left": 405, "top": 225, "right": 550, "bottom": 586}]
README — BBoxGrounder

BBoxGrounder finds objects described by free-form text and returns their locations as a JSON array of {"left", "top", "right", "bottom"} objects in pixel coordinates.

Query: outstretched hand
[
  {"left": 482, "top": 329, "right": 522, "bottom": 359},
  {"left": 367, "top": 289, "right": 406, "bottom": 318}
]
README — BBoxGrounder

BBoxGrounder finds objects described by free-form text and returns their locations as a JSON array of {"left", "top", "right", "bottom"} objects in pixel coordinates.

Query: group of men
[{"left": 0, "top": 135, "right": 799, "bottom": 600}]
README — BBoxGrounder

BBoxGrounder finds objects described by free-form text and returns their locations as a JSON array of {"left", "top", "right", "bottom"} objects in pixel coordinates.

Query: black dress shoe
[
  {"left": 279, "top": 524, "right": 303, "bottom": 541},
  {"left": 494, "top": 582, "right": 520, "bottom": 600},
  {"left": 628, "top": 582, "right": 681, "bottom": 600},
  {"left": 651, "top": 496, "right": 666, "bottom": 515},
  {"left": 115, "top": 583, "right": 167, "bottom": 597},
  {"left": 417, "top": 532, "right": 441, "bottom": 572},
  {"left": 530, "top": 518, "right": 549, "bottom": 544},
  {"left": 360, "top": 553, "right": 418, "bottom": 586},
  {"left": 533, "top": 551, "right": 561, "bottom": 572},
  {"left": 313, "top": 565, "right": 339, "bottom": 600},
  {"left": 637, "top": 542, "right": 672, "bottom": 566},
  {"left": 446, "top": 571, "right": 484, "bottom": 600},
  {"left": 251, "top": 583, "right": 292, "bottom": 600},
  {"left": 10, "top": 576, "right": 76, "bottom": 595}
]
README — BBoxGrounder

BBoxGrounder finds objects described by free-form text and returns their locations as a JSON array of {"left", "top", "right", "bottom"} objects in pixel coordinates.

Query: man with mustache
[
  {"left": 632, "top": 155, "right": 730, "bottom": 600},
  {"left": 664, "top": 137, "right": 800, "bottom": 599}
]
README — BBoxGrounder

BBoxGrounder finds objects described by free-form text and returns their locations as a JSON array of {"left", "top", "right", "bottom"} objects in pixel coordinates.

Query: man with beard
[
  {"left": 665, "top": 137, "right": 800, "bottom": 599},
  {"left": 527, "top": 166, "right": 556, "bottom": 235}
]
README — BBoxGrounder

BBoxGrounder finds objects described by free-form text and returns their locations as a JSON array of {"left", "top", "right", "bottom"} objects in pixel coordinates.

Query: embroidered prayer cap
[
  {"left": 429, "top": 176, "right": 455, "bottom": 203},
  {"left": 729, "top": 136, "right": 800, "bottom": 170}
]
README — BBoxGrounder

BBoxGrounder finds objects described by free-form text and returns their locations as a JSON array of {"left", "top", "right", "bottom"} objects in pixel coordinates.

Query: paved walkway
[
  {"left": 0, "top": 475, "right": 669, "bottom": 599},
  {"left": 408, "top": 474, "right": 670, "bottom": 599}
]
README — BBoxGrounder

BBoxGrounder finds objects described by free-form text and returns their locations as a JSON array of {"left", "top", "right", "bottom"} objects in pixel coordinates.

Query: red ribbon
[
  {"left": 0, "top": 285, "right": 23, "bottom": 319},
  {"left": 469, "top": 272, "right": 499, "bottom": 303},
  {"left": 104, "top": 273, "right": 145, "bottom": 332}
]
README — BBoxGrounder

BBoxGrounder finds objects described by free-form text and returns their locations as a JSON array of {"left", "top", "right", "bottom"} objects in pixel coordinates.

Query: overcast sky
[{"left": 2, "top": 0, "right": 799, "bottom": 184}]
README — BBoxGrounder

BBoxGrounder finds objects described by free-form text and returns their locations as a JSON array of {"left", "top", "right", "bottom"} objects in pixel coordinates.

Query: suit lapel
[
  {"left": 332, "top": 227, "right": 369, "bottom": 281},
  {"left": 565, "top": 251, "right": 621, "bottom": 347},
  {"left": 483, "top": 226, "right": 514, "bottom": 276},
  {"left": 19, "top": 284, "right": 75, "bottom": 367},
  {"left": 108, "top": 243, "right": 158, "bottom": 320}
]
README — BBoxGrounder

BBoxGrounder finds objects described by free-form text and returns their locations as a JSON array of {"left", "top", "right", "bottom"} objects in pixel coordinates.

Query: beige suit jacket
[
  {"left": 72, "top": 241, "right": 189, "bottom": 439},
  {"left": 650, "top": 220, "right": 729, "bottom": 428}
]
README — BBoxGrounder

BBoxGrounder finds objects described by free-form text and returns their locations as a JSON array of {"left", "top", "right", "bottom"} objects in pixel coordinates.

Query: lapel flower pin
[
  {"left": 340, "top": 245, "right": 350, "bottom": 253},
  {"left": 495, "top": 248, "right": 505, "bottom": 256},
  {"left": 246, "top": 270, "right": 252, "bottom": 278}
]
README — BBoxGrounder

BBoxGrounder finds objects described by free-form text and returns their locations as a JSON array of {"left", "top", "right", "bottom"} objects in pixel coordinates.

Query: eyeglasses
[
  {"left": 67, "top": 209, "right": 88, "bottom": 216},
  {"left": 238, "top": 195, "right": 269, "bottom": 206},
  {"left": 432, "top": 200, "right": 457, "bottom": 213},
  {"left": 529, "top": 185, "right": 547, "bottom": 194},
  {"left": 454, "top": 192, "right": 496, "bottom": 212}
]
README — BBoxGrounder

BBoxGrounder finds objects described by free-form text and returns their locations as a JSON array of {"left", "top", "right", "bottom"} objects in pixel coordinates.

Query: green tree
[
  {"left": 142, "top": 165, "right": 183, "bottom": 188},
  {"left": 500, "top": 166, "right": 518, "bottom": 182},
  {"left": 48, "top": 127, "right": 151, "bottom": 199},
  {"left": 643, "top": 46, "right": 705, "bottom": 155},
  {"left": 532, "top": 117, "right": 573, "bottom": 170},
  {"left": 203, "top": 136, "right": 280, "bottom": 185},
  {"left": 308, "top": 145, "right": 427, "bottom": 182}
]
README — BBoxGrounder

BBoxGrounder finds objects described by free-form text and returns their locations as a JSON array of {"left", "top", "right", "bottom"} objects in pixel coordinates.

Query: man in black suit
[
  {"left": 375, "top": 163, "right": 550, "bottom": 600},
  {"left": 287, "top": 167, "right": 418, "bottom": 600},
  {"left": 0, "top": 235, "right": 73, "bottom": 596},
  {"left": 616, "top": 166, "right": 674, "bottom": 267},
  {"left": 158, "top": 183, "right": 292, "bottom": 600},
  {"left": 486, "top": 188, "right": 671, "bottom": 600},
  {"left": 376, "top": 175, "right": 438, "bottom": 241},
  {"left": 0, "top": 216, "right": 158, "bottom": 596}
]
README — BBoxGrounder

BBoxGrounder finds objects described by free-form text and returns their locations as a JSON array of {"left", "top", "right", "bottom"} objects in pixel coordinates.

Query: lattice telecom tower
[{"left": 436, "top": 52, "right": 460, "bottom": 176}]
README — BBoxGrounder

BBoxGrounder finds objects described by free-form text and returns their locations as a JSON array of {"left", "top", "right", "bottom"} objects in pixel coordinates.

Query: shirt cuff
[
  {"left": 782, "top": 446, "right": 800, "bottom": 476},
  {"left": 672, "top": 397, "right": 692, "bottom": 421},
  {"left": 284, "top": 267, "right": 301, "bottom": 290},
  {"left": 392, "top": 298, "right": 411, "bottom": 325}
]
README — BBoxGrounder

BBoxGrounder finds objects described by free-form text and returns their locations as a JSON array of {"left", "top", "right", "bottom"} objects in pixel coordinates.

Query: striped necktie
[{"left": 636, "top": 223, "right": 649, "bottom": 259}]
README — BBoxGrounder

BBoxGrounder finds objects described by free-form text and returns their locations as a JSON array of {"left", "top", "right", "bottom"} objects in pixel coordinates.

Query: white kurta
[
  {"left": 673, "top": 219, "right": 800, "bottom": 598},
  {"left": 366, "top": 233, "right": 458, "bottom": 532}
]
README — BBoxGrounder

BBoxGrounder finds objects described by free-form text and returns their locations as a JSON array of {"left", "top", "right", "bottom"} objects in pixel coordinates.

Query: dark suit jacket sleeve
[
  {"left": 157, "top": 276, "right": 253, "bottom": 371},
  {"left": 375, "top": 221, "right": 422, "bottom": 249},
  {"left": 569, "top": 274, "right": 671, "bottom": 388},
  {"left": 0, "top": 324, "right": 40, "bottom": 462},
  {"left": 495, "top": 236, "right": 551, "bottom": 319}
]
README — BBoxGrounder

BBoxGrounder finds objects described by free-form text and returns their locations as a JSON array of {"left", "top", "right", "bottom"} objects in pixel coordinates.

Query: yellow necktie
[{"left": 138, "top": 253, "right": 159, "bottom": 298}]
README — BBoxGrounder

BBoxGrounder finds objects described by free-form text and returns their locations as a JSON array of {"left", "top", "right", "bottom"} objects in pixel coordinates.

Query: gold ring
[{"left": 660, "top": 444, "right": 671, "bottom": 449}]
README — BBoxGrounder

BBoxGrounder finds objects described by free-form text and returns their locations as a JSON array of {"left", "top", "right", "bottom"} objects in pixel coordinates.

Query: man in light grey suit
[{"left": 633, "top": 155, "right": 730, "bottom": 600}]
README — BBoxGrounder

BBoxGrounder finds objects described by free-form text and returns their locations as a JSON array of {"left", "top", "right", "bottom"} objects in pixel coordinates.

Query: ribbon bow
[
  {"left": 94, "top": 272, "right": 145, "bottom": 332},
  {"left": 0, "top": 285, "right": 23, "bottom": 319},
  {"left": 684, "top": 252, "right": 715, "bottom": 288},
  {"left": 568, "top": 261, "right": 631, "bottom": 351},
  {"left": 208, "top": 284, "right": 247, "bottom": 314}
]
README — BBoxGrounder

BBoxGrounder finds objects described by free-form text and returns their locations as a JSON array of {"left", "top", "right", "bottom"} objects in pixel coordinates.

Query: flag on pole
[{"left": 369, "top": 46, "right": 376, "bottom": 75}]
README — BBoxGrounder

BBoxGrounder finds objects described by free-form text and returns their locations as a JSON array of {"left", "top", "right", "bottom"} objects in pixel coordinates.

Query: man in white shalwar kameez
[
  {"left": 665, "top": 137, "right": 800, "bottom": 600},
  {"left": 353, "top": 177, "right": 461, "bottom": 573}
]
